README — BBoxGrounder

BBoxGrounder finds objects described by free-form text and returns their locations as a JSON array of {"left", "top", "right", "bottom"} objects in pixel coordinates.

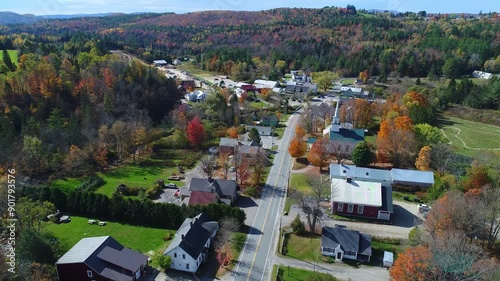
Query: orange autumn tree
[
  {"left": 389, "top": 246, "right": 434, "bottom": 281},
  {"left": 227, "top": 127, "right": 238, "bottom": 139},
  {"left": 295, "top": 126, "right": 306, "bottom": 139},
  {"left": 376, "top": 115, "right": 416, "bottom": 167},
  {"left": 415, "top": 146, "right": 431, "bottom": 171},
  {"left": 307, "top": 138, "right": 330, "bottom": 171},
  {"left": 288, "top": 138, "right": 307, "bottom": 158}
]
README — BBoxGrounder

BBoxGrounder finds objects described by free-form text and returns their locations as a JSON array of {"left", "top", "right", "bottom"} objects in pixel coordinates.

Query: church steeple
[{"left": 332, "top": 101, "right": 340, "bottom": 132}]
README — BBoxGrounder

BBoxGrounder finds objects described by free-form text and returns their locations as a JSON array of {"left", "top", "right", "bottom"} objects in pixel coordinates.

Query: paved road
[{"left": 231, "top": 112, "right": 299, "bottom": 281}]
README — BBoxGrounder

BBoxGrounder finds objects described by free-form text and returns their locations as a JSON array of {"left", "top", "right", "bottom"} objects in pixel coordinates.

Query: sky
[{"left": 2, "top": 0, "right": 499, "bottom": 16}]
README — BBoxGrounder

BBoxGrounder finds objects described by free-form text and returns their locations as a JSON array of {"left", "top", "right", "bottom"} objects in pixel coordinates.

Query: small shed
[{"left": 383, "top": 251, "right": 394, "bottom": 268}]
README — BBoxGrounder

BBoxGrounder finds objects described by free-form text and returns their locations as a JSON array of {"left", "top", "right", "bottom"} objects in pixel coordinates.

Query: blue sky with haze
[{"left": 2, "top": 0, "right": 499, "bottom": 15}]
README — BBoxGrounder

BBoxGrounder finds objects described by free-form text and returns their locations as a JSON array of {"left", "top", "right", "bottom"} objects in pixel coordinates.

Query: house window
[
  {"left": 186, "top": 263, "right": 190, "bottom": 269},
  {"left": 357, "top": 205, "right": 364, "bottom": 214},
  {"left": 366, "top": 172, "right": 369, "bottom": 176},
  {"left": 182, "top": 254, "right": 186, "bottom": 259},
  {"left": 347, "top": 204, "right": 354, "bottom": 213},
  {"left": 87, "top": 270, "right": 93, "bottom": 278},
  {"left": 337, "top": 203, "right": 344, "bottom": 212},
  {"left": 174, "top": 253, "right": 177, "bottom": 258}
]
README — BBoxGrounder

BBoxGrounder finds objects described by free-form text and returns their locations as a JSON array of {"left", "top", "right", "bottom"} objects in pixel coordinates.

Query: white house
[{"left": 164, "top": 213, "right": 218, "bottom": 273}]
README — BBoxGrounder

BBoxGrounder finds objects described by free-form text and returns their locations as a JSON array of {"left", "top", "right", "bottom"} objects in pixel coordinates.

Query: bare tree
[
  {"left": 431, "top": 143, "right": 451, "bottom": 175},
  {"left": 478, "top": 184, "right": 500, "bottom": 249},
  {"left": 214, "top": 217, "right": 240, "bottom": 250},
  {"left": 200, "top": 155, "right": 216, "bottom": 179},
  {"left": 327, "top": 141, "right": 355, "bottom": 164},
  {"left": 427, "top": 231, "right": 498, "bottom": 281},
  {"left": 218, "top": 152, "right": 231, "bottom": 180},
  {"left": 290, "top": 176, "right": 336, "bottom": 233}
]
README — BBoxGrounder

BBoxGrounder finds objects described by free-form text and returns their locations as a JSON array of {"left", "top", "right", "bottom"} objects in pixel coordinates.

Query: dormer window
[{"left": 87, "top": 270, "right": 93, "bottom": 278}]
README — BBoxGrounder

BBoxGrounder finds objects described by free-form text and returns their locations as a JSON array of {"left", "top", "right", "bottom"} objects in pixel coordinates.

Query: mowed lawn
[
  {"left": 286, "top": 234, "right": 322, "bottom": 261},
  {"left": 440, "top": 116, "right": 500, "bottom": 157},
  {"left": 45, "top": 216, "right": 173, "bottom": 253},
  {"left": 272, "top": 265, "right": 341, "bottom": 281},
  {"left": 6, "top": 50, "right": 18, "bottom": 65},
  {"left": 52, "top": 164, "right": 183, "bottom": 196},
  {"left": 289, "top": 173, "right": 330, "bottom": 197}
]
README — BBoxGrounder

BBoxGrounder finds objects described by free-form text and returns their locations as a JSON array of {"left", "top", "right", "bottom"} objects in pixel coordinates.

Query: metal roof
[
  {"left": 96, "top": 246, "right": 147, "bottom": 272},
  {"left": 331, "top": 178, "right": 382, "bottom": 207},
  {"left": 56, "top": 236, "right": 109, "bottom": 264},
  {"left": 330, "top": 164, "right": 391, "bottom": 183},
  {"left": 391, "top": 169, "right": 434, "bottom": 186}
]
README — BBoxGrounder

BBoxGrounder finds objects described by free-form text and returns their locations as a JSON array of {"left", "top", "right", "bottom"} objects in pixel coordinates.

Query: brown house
[{"left": 56, "top": 236, "right": 148, "bottom": 281}]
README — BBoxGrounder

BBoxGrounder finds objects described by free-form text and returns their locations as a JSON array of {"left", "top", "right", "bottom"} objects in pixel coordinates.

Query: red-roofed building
[{"left": 188, "top": 191, "right": 219, "bottom": 206}]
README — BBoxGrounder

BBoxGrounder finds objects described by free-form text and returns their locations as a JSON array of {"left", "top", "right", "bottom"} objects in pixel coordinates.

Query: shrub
[
  {"left": 146, "top": 184, "right": 163, "bottom": 199},
  {"left": 162, "top": 232, "right": 174, "bottom": 241},
  {"left": 77, "top": 175, "right": 105, "bottom": 192},
  {"left": 244, "top": 185, "right": 261, "bottom": 198},
  {"left": 291, "top": 214, "right": 306, "bottom": 236},
  {"left": 122, "top": 186, "right": 143, "bottom": 196}
]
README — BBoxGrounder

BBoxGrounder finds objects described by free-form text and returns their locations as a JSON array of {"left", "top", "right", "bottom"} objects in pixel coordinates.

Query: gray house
[
  {"left": 321, "top": 226, "right": 372, "bottom": 262},
  {"left": 188, "top": 178, "right": 238, "bottom": 205}
]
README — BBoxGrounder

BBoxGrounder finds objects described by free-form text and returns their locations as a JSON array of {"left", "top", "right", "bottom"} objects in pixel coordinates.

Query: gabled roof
[
  {"left": 262, "top": 115, "right": 278, "bottom": 122},
  {"left": 330, "top": 164, "right": 391, "bottom": 183},
  {"left": 219, "top": 137, "right": 238, "bottom": 147},
  {"left": 322, "top": 227, "right": 371, "bottom": 256},
  {"left": 57, "top": 236, "right": 147, "bottom": 280},
  {"left": 391, "top": 168, "right": 434, "bottom": 186},
  {"left": 331, "top": 178, "right": 382, "bottom": 207},
  {"left": 189, "top": 178, "right": 237, "bottom": 197},
  {"left": 329, "top": 128, "right": 365, "bottom": 143},
  {"left": 239, "top": 145, "right": 260, "bottom": 155},
  {"left": 188, "top": 191, "right": 218, "bottom": 205},
  {"left": 245, "top": 125, "right": 272, "bottom": 136},
  {"left": 164, "top": 213, "right": 217, "bottom": 259}
]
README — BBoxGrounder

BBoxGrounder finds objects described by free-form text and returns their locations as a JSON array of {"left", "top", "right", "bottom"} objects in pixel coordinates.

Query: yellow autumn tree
[{"left": 415, "top": 146, "right": 431, "bottom": 171}]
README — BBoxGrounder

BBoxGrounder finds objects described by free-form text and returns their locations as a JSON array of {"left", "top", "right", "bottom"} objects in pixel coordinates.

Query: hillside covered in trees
[{"left": 1, "top": 7, "right": 499, "bottom": 80}]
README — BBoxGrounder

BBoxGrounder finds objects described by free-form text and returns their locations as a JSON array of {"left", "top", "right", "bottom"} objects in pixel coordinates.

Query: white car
[{"left": 418, "top": 204, "right": 431, "bottom": 214}]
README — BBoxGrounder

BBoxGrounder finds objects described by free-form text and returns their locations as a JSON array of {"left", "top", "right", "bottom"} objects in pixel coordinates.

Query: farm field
[
  {"left": 45, "top": 216, "right": 173, "bottom": 253},
  {"left": 439, "top": 116, "right": 500, "bottom": 158}
]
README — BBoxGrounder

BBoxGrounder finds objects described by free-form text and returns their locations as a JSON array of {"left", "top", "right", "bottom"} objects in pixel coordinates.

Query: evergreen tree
[
  {"left": 248, "top": 128, "right": 261, "bottom": 145},
  {"left": 351, "top": 141, "right": 375, "bottom": 167},
  {"left": 2, "top": 49, "right": 15, "bottom": 72}
]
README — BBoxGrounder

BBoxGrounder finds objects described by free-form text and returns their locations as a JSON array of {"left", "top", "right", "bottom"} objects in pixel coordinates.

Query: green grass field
[
  {"left": 6, "top": 50, "right": 18, "bottom": 66},
  {"left": 285, "top": 234, "right": 322, "bottom": 261},
  {"left": 439, "top": 116, "right": 500, "bottom": 158},
  {"left": 273, "top": 265, "right": 341, "bottom": 281},
  {"left": 339, "top": 78, "right": 355, "bottom": 85},
  {"left": 52, "top": 164, "right": 183, "bottom": 197},
  {"left": 289, "top": 174, "right": 312, "bottom": 194},
  {"left": 45, "top": 216, "right": 173, "bottom": 253}
]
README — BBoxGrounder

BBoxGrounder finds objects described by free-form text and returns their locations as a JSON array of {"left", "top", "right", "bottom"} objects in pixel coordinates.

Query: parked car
[
  {"left": 166, "top": 183, "right": 177, "bottom": 189},
  {"left": 59, "top": 216, "right": 71, "bottom": 223},
  {"left": 98, "top": 221, "right": 107, "bottom": 226},
  {"left": 88, "top": 219, "right": 96, "bottom": 224},
  {"left": 418, "top": 204, "right": 431, "bottom": 216}
]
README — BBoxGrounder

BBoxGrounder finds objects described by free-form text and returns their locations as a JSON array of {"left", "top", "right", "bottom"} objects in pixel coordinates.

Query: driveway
[
  {"left": 153, "top": 188, "right": 182, "bottom": 205},
  {"left": 284, "top": 200, "right": 424, "bottom": 240},
  {"left": 274, "top": 256, "right": 390, "bottom": 281}
]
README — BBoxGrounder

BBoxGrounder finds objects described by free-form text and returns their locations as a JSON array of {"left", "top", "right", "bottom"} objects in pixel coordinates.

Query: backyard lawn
[
  {"left": 289, "top": 174, "right": 312, "bottom": 194},
  {"left": 45, "top": 216, "right": 173, "bottom": 253},
  {"left": 52, "top": 164, "right": 183, "bottom": 197},
  {"left": 285, "top": 234, "right": 322, "bottom": 261}
]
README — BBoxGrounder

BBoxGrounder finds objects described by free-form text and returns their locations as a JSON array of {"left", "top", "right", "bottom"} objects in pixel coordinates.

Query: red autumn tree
[
  {"left": 376, "top": 116, "right": 417, "bottom": 167},
  {"left": 227, "top": 127, "right": 238, "bottom": 139},
  {"left": 187, "top": 116, "right": 205, "bottom": 148},
  {"left": 236, "top": 157, "right": 251, "bottom": 185},
  {"left": 288, "top": 138, "right": 307, "bottom": 158},
  {"left": 307, "top": 138, "right": 330, "bottom": 171},
  {"left": 216, "top": 244, "right": 233, "bottom": 266},
  {"left": 463, "top": 160, "right": 490, "bottom": 191},
  {"left": 389, "top": 246, "right": 434, "bottom": 281}
]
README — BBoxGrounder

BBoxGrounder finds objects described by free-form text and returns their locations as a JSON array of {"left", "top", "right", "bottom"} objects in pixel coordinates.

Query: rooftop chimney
[
  {"left": 346, "top": 177, "right": 352, "bottom": 183},
  {"left": 181, "top": 234, "right": 185, "bottom": 240}
]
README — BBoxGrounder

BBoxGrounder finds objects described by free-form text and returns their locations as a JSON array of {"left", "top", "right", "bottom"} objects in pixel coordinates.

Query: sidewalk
[{"left": 273, "top": 256, "right": 389, "bottom": 281}]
